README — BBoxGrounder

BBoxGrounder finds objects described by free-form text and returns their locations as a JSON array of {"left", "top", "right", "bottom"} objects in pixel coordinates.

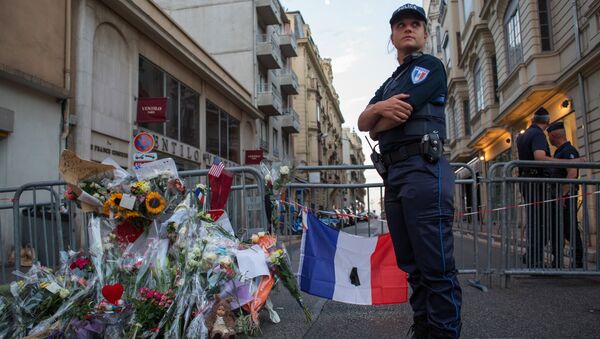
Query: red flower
[
  {"left": 114, "top": 219, "right": 144, "bottom": 244},
  {"left": 70, "top": 257, "right": 90, "bottom": 270}
]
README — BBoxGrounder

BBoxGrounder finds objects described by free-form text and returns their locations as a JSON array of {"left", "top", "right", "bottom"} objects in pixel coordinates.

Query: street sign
[
  {"left": 133, "top": 132, "right": 155, "bottom": 153},
  {"left": 133, "top": 152, "right": 157, "bottom": 161}
]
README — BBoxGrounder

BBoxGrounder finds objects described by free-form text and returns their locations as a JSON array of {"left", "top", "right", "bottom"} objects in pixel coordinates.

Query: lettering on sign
[{"left": 143, "top": 130, "right": 201, "bottom": 162}]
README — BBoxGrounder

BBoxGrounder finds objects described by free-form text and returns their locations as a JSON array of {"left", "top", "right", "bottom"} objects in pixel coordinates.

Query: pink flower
[{"left": 70, "top": 257, "right": 90, "bottom": 270}]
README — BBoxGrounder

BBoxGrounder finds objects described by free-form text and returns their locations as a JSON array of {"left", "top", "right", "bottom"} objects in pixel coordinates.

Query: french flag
[{"left": 298, "top": 211, "right": 408, "bottom": 305}]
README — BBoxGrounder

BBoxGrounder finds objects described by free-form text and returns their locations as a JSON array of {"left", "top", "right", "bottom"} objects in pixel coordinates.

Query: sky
[{"left": 281, "top": 0, "right": 423, "bottom": 213}]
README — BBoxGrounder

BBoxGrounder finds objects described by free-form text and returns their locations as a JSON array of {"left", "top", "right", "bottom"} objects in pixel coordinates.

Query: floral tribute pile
[{"left": 0, "top": 151, "right": 310, "bottom": 338}]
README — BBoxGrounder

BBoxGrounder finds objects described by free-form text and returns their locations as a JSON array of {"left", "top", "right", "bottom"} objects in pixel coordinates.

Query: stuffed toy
[{"left": 206, "top": 295, "right": 236, "bottom": 339}]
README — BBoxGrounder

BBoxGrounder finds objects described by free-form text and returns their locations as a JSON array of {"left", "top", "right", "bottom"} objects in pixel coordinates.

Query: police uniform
[
  {"left": 547, "top": 122, "right": 583, "bottom": 268},
  {"left": 369, "top": 6, "right": 461, "bottom": 338},
  {"left": 516, "top": 108, "right": 551, "bottom": 267}
]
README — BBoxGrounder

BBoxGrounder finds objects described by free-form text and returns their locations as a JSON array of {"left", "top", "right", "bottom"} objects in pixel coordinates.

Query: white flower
[
  {"left": 280, "top": 166, "right": 289, "bottom": 175},
  {"left": 195, "top": 183, "right": 206, "bottom": 191},
  {"left": 58, "top": 288, "right": 70, "bottom": 299},
  {"left": 219, "top": 256, "right": 233, "bottom": 266},
  {"left": 187, "top": 259, "right": 199, "bottom": 268},
  {"left": 258, "top": 231, "right": 266, "bottom": 237},
  {"left": 251, "top": 234, "right": 259, "bottom": 243},
  {"left": 192, "top": 246, "right": 202, "bottom": 256},
  {"left": 265, "top": 174, "right": 272, "bottom": 182},
  {"left": 204, "top": 252, "right": 217, "bottom": 263}
]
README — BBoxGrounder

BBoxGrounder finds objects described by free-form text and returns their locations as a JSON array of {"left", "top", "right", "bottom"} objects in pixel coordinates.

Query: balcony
[
  {"left": 256, "top": 33, "right": 282, "bottom": 69},
  {"left": 279, "top": 68, "right": 299, "bottom": 95},
  {"left": 281, "top": 107, "right": 300, "bottom": 133},
  {"left": 279, "top": 32, "right": 298, "bottom": 57},
  {"left": 255, "top": 0, "right": 281, "bottom": 25},
  {"left": 257, "top": 83, "right": 283, "bottom": 116}
]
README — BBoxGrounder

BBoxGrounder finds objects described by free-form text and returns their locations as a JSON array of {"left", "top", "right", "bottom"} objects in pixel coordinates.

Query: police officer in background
[
  {"left": 516, "top": 107, "right": 552, "bottom": 268},
  {"left": 547, "top": 121, "right": 584, "bottom": 268},
  {"left": 358, "top": 4, "right": 461, "bottom": 339}
]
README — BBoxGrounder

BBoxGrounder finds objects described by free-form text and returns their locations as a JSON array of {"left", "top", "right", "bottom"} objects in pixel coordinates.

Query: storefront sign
[
  {"left": 90, "top": 132, "right": 129, "bottom": 168},
  {"left": 245, "top": 150, "right": 263, "bottom": 165},
  {"left": 137, "top": 97, "right": 167, "bottom": 123},
  {"left": 141, "top": 129, "right": 201, "bottom": 163}
]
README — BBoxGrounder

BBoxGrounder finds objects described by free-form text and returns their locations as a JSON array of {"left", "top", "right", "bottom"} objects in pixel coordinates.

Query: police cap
[
  {"left": 546, "top": 121, "right": 565, "bottom": 133},
  {"left": 390, "top": 4, "right": 427, "bottom": 26}
]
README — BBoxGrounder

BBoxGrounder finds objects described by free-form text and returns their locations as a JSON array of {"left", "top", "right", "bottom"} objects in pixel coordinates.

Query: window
[
  {"left": 272, "top": 128, "right": 279, "bottom": 157},
  {"left": 538, "top": 0, "right": 552, "bottom": 51},
  {"left": 138, "top": 57, "right": 200, "bottom": 147},
  {"left": 504, "top": 0, "right": 523, "bottom": 73},
  {"left": 442, "top": 32, "right": 451, "bottom": 69},
  {"left": 491, "top": 56, "right": 499, "bottom": 103},
  {"left": 463, "top": 0, "right": 473, "bottom": 22},
  {"left": 259, "top": 120, "right": 268, "bottom": 151},
  {"left": 474, "top": 60, "right": 485, "bottom": 112},
  {"left": 463, "top": 100, "right": 471, "bottom": 136},
  {"left": 282, "top": 133, "right": 289, "bottom": 159},
  {"left": 452, "top": 102, "right": 460, "bottom": 139},
  {"left": 436, "top": 26, "right": 442, "bottom": 53},
  {"left": 205, "top": 101, "right": 240, "bottom": 163}
]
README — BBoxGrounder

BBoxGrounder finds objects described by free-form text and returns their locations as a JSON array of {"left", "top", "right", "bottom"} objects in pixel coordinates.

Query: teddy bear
[{"left": 206, "top": 295, "right": 236, "bottom": 339}]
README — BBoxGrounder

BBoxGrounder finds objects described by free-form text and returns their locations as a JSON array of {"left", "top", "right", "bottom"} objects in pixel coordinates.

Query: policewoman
[{"left": 358, "top": 4, "right": 461, "bottom": 339}]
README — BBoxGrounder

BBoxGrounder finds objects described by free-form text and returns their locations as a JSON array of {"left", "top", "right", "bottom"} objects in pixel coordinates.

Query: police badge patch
[{"left": 411, "top": 66, "right": 430, "bottom": 84}]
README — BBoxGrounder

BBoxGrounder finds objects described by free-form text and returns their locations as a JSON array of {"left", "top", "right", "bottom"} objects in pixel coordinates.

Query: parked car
[
  {"left": 357, "top": 211, "right": 369, "bottom": 222},
  {"left": 317, "top": 211, "right": 342, "bottom": 229},
  {"left": 342, "top": 208, "right": 357, "bottom": 226}
]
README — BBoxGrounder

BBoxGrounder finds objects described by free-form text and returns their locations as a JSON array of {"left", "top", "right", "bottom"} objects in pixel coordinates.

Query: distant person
[
  {"left": 547, "top": 121, "right": 584, "bottom": 268},
  {"left": 516, "top": 107, "right": 552, "bottom": 268},
  {"left": 517, "top": 108, "right": 585, "bottom": 268},
  {"left": 358, "top": 4, "right": 461, "bottom": 338}
]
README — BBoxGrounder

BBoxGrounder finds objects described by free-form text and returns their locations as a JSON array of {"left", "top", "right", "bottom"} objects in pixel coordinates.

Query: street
[{"left": 258, "top": 221, "right": 600, "bottom": 338}]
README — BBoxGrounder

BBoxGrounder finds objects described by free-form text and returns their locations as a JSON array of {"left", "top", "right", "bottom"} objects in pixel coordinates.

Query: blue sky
[{"left": 281, "top": 0, "right": 423, "bottom": 212}]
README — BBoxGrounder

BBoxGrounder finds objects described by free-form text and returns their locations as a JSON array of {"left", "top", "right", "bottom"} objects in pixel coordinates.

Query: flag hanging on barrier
[{"left": 298, "top": 211, "right": 408, "bottom": 305}]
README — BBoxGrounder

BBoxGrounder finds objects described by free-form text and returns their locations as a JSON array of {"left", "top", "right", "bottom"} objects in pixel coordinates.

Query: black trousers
[
  {"left": 520, "top": 182, "right": 546, "bottom": 268},
  {"left": 384, "top": 155, "right": 462, "bottom": 338},
  {"left": 550, "top": 196, "right": 584, "bottom": 268}
]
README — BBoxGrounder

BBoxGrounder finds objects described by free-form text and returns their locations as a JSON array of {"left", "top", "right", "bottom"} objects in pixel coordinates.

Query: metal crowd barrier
[
  {"left": 1, "top": 167, "right": 266, "bottom": 283},
  {"left": 490, "top": 160, "right": 600, "bottom": 287},
  {"left": 278, "top": 163, "right": 487, "bottom": 291}
]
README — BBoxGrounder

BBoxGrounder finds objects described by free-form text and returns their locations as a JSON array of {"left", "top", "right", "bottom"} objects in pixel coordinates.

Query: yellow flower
[
  {"left": 134, "top": 181, "right": 151, "bottom": 193},
  {"left": 107, "top": 192, "right": 123, "bottom": 209},
  {"left": 124, "top": 210, "right": 141, "bottom": 219},
  {"left": 145, "top": 191, "right": 166, "bottom": 215}
]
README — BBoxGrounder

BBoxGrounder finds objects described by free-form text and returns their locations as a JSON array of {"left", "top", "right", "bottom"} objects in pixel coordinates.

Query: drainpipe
[
  {"left": 572, "top": 0, "right": 592, "bottom": 161},
  {"left": 60, "top": 0, "right": 72, "bottom": 159}
]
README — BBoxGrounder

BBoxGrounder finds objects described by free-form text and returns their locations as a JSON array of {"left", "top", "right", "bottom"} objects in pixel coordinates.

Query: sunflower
[
  {"left": 102, "top": 200, "right": 111, "bottom": 216},
  {"left": 145, "top": 191, "right": 166, "bottom": 215},
  {"left": 107, "top": 192, "right": 124, "bottom": 209}
]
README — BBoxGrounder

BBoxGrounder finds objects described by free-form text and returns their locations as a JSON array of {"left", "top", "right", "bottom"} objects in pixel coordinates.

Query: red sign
[
  {"left": 137, "top": 97, "right": 167, "bottom": 123},
  {"left": 245, "top": 150, "right": 264, "bottom": 165},
  {"left": 133, "top": 132, "right": 155, "bottom": 153}
]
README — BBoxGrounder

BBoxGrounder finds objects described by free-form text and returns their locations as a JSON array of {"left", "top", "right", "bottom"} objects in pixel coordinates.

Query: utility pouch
[
  {"left": 365, "top": 137, "right": 387, "bottom": 179},
  {"left": 421, "top": 133, "right": 442, "bottom": 164}
]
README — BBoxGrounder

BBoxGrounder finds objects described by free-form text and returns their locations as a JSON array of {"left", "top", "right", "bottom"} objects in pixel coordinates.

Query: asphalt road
[{"left": 257, "top": 222, "right": 600, "bottom": 338}]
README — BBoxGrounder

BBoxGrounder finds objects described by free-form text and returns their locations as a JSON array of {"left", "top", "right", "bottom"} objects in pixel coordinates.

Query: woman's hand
[{"left": 378, "top": 93, "right": 412, "bottom": 123}]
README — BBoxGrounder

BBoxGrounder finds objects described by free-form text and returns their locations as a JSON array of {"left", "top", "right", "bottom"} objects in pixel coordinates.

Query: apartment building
[
  {"left": 341, "top": 127, "right": 367, "bottom": 211},
  {"left": 155, "top": 0, "right": 301, "bottom": 166},
  {"left": 286, "top": 11, "right": 346, "bottom": 210},
  {"left": 430, "top": 0, "right": 600, "bottom": 241}
]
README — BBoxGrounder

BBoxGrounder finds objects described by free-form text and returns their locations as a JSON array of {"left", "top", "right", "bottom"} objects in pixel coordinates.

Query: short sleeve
[{"left": 530, "top": 132, "right": 549, "bottom": 152}]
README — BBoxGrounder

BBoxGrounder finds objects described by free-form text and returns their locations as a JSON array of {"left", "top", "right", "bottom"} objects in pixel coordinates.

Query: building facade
[
  {"left": 155, "top": 0, "right": 301, "bottom": 166},
  {"left": 431, "top": 0, "right": 600, "bottom": 242},
  {"left": 287, "top": 11, "right": 346, "bottom": 210},
  {"left": 341, "top": 127, "right": 367, "bottom": 211}
]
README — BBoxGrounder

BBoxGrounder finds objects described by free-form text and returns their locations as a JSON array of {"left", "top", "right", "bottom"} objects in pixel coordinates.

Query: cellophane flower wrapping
[{"left": 2, "top": 157, "right": 311, "bottom": 338}]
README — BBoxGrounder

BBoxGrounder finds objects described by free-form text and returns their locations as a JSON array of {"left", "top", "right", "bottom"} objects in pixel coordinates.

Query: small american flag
[{"left": 208, "top": 157, "right": 225, "bottom": 177}]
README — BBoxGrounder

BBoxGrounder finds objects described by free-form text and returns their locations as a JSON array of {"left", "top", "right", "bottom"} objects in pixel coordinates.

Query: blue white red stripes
[{"left": 298, "top": 211, "right": 408, "bottom": 305}]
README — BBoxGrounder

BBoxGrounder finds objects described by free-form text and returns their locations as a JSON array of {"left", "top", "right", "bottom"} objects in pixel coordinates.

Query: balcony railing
[
  {"left": 279, "top": 68, "right": 299, "bottom": 95},
  {"left": 279, "top": 32, "right": 298, "bottom": 58},
  {"left": 281, "top": 106, "right": 300, "bottom": 133},
  {"left": 256, "top": 33, "right": 282, "bottom": 69},
  {"left": 257, "top": 83, "right": 282, "bottom": 116}
]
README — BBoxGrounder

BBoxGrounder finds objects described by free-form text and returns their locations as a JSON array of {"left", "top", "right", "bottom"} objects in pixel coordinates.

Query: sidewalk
[{"left": 260, "top": 237, "right": 600, "bottom": 338}]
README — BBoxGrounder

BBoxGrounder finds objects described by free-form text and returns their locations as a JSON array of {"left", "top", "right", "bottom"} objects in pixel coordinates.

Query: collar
[
  {"left": 529, "top": 124, "right": 544, "bottom": 132},
  {"left": 391, "top": 53, "right": 424, "bottom": 77},
  {"left": 556, "top": 141, "right": 572, "bottom": 153}
]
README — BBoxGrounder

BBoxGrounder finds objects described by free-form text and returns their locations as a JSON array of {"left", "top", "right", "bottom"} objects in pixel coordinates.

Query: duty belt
[{"left": 381, "top": 143, "right": 422, "bottom": 167}]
